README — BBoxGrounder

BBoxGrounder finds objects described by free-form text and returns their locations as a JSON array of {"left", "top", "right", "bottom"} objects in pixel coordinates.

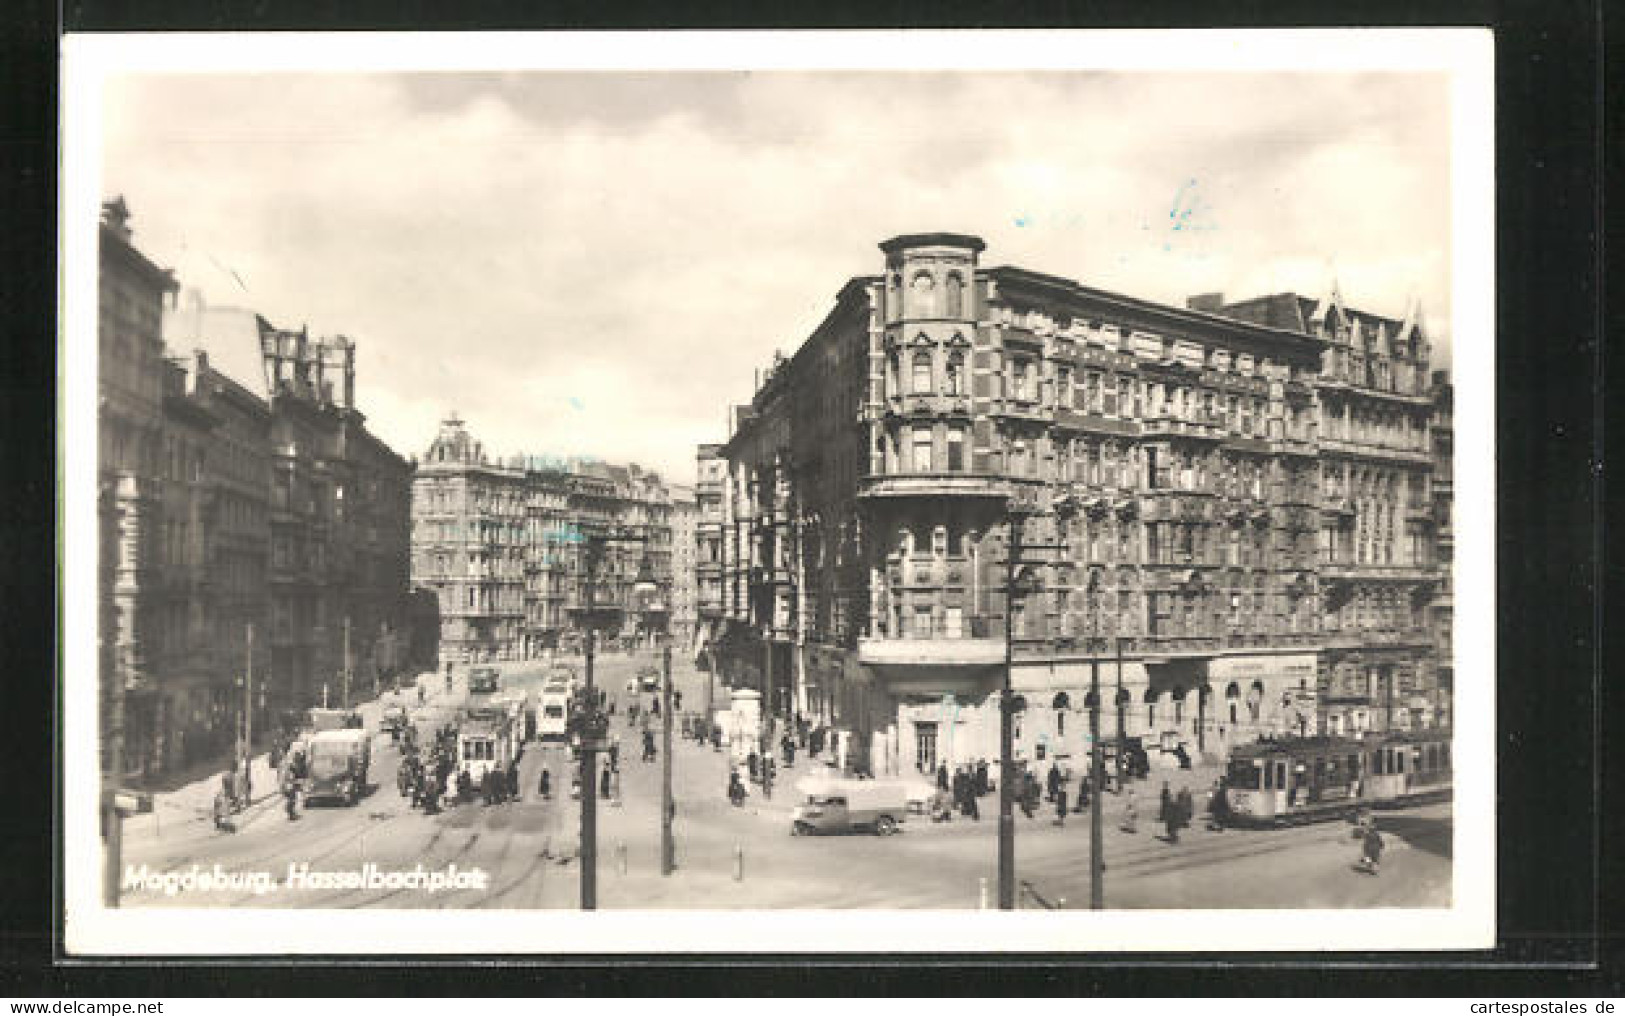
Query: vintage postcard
[{"left": 60, "top": 29, "right": 1495, "bottom": 953}]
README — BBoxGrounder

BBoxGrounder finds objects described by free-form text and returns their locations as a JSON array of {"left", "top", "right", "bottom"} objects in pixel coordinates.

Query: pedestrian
[
  {"left": 609, "top": 738, "right": 620, "bottom": 771},
  {"left": 937, "top": 763, "right": 949, "bottom": 792},
  {"left": 782, "top": 734, "right": 796, "bottom": 768},
  {"left": 975, "top": 760, "right": 990, "bottom": 797},
  {"left": 600, "top": 761, "right": 612, "bottom": 799},
  {"left": 1159, "top": 781, "right": 1176, "bottom": 842},
  {"left": 538, "top": 767, "right": 552, "bottom": 800},
  {"left": 1206, "top": 779, "right": 1227, "bottom": 831},
  {"left": 747, "top": 750, "right": 760, "bottom": 783},
  {"left": 1120, "top": 786, "right": 1139, "bottom": 834},
  {"left": 507, "top": 759, "right": 521, "bottom": 803},
  {"left": 1176, "top": 786, "right": 1195, "bottom": 838},
  {"left": 642, "top": 729, "right": 657, "bottom": 763},
  {"left": 1359, "top": 823, "right": 1385, "bottom": 875},
  {"left": 280, "top": 762, "right": 299, "bottom": 822},
  {"left": 1054, "top": 785, "right": 1069, "bottom": 826},
  {"left": 1046, "top": 763, "right": 1061, "bottom": 803},
  {"left": 965, "top": 779, "right": 980, "bottom": 821},
  {"left": 728, "top": 769, "right": 746, "bottom": 807}
]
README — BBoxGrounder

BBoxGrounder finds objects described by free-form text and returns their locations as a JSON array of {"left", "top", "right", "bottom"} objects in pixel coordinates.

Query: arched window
[
  {"left": 911, "top": 350, "right": 933, "bottom": 394},
  {"left": 945, "top": 272, "right": 964, "bottom": 317},
  {"left": 946, "top": 351, "right": 965, "bottom": 395}
]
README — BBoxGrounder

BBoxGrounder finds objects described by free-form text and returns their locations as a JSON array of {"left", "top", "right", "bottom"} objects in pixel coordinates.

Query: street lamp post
[
  {"left": 997, "top": 513, "right": 1023, "bottom": 911},
  {"left": 1086, "top": 635, "right": 1106, "bottom": 910},
  {"left": 660, "top": 639, "right": 675, "bottom": 875},
  {"left": 579, "top": 546, "right": 600, "bottom": 911}
]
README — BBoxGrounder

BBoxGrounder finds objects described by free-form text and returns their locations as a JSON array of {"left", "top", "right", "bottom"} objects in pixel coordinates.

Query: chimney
[{"left": 1186, "top": 293, "right": 1225, "bottom": 313}]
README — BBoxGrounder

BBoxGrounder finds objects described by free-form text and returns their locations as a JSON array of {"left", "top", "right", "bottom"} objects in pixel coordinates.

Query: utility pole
[
  {"left": 661, "top": 640, "right": 674, "bottom": 875},
  {"left": 342, "top": 616, "right": 351, "bottom": 709},
  {"left": 761, "top": 632, "right": 773, "bottom": 799},
  {"left": 997, "top": 513, "right": 1023, "bottom": 911},
  {"left": 244, "top": 622, "right": 254, "bottom": 797},
  {"left": 1089, "top": 639, "right": 1105, "bottom": 910},
  {"left": 1115, "top": 636, "right": 1126, "bottom": 789}
]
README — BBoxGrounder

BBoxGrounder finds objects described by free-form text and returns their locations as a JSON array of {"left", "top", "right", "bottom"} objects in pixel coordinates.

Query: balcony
[
  {"left": 1319, "top": 564, "right": 1438, "bottom": 583},
  {"left": 858, "top": 472, "right": 1008, "bottom": 501},
  {"left": 857, "top": 636, "right": 1005, "bottom": 667},
  {"left": 1141, "top": 413, "right": 1224, "bottom": 442},
  {"left": 1052, "top": 409, "right": 1140, "bottom": 438},
  {"left": 886, "top": 393, "right": 972, "bottom": 418}
]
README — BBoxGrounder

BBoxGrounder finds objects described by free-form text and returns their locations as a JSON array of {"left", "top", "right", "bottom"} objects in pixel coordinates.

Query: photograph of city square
[{"left": 65, "top": 34, "right": 1491, "bottom": 949}]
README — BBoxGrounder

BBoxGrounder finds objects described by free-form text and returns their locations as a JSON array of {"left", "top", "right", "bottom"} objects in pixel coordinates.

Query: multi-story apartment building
[
  {"left": 410, "top": 417, "right": 678, "bottom": 663},
  {"left": 702, "top": 232, "right": 1448, "bottom": 779},
  {"left": 259, "top": 320, "right": 415, "bottom": 712},
  {"left": 98, "top": 197, "right": 179, "bottom": 779},
  {"left": 668, "top": 485, "right": 699, "bottom": 648},
  {"left": 1209, "top": 289, "right": 1442, "bottom": 735},
  {"left": 99, "top": 199, "right": 416, "bottom": 780},
  {"left": 694, "top": 446, "right": 727, "bottom": 664},
  {"left": 1426, "top": 370, "right": 1454, "bottom": 728},
  {"left": 413, "top": 416, "right": 528, "bottom": 664}
]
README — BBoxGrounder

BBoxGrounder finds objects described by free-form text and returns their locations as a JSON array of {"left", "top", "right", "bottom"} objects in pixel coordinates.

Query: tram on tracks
[{"left": 1221, "top": 728, "right": 1452, "bottom": 826}]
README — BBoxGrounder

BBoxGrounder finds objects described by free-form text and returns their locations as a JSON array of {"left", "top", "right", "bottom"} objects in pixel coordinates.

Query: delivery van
[{"left": 789, "top": 777, "right": 910, "bottom": 837}]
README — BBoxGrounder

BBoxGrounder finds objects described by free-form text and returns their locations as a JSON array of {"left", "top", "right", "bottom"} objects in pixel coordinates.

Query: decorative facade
[
  {"left": 99, "top": 198, "right": 417, "bottom": 781},
  {"left": 410, "top": 416, "right": 677, "bottom": 663},
  {"left": 702, "top": 232, "right": 1449, "bottom": 779},
  {"left": 668, "top": 485, "right": 699, "bottom": 648}
]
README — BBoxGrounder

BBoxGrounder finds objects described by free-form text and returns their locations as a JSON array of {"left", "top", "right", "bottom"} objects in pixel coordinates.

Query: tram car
[
  {"left": 456, "top": 706, "right": 516, "bottom": 785},
  {"left": 1222, "top": 729, "right": 1452, "bottom": 826},
  {"left": 1363, "top": 728, "right": 1453, "bottom": 809}
]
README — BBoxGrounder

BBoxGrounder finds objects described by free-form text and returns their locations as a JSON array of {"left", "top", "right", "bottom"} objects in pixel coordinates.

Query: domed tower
[{"left": 874, "top": 233, "right": 984, "bottom": 474}]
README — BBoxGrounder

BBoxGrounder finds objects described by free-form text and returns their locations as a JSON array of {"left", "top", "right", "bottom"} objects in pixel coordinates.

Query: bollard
[
  {"left": 979, "top": 876, "right": 989, "bottom": 910},
  {"left": 616, "top": 841, "right": 627, "bottom": 875},
  {"left": 733, "top": 843, "right": 744, "bottom": 882}
]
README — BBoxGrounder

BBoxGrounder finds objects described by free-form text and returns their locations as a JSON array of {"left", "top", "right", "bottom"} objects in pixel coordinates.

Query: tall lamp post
[
  {"left": 576, "top": 529, "right": 648, "bottom": 910},
  {"left": 630, "top": 558, "right": 676, "bottom": 877},
  {"left": 997, "top": 494, "right": 1071, "bottom": 910}
]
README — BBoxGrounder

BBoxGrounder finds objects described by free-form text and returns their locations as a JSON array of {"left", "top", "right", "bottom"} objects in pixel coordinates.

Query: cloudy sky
[{"left": 102, "top": 69, "right": 1451, "bottom": 485}]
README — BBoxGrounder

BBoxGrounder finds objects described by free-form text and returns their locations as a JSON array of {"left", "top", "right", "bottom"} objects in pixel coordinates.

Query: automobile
[
  {"left": 636, "top": 667, "right": 662, "bottom": 693},
  {"left": 789, "top": 777, "right": 910, "bottom": 837},
  {"left": 304, "top": 728, "right": 372, "bottom": 806}
]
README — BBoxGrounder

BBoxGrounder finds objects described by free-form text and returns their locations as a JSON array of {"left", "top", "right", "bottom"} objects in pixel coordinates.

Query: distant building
[
  {"left": 700, "top": 232, "right": 1449, "bottom": 779},
  {"left": 668, "top": 485, "right": 698, "bottom": 648},
  {"left": 410, "top": 416, "right": 677, "bottom": 663}
]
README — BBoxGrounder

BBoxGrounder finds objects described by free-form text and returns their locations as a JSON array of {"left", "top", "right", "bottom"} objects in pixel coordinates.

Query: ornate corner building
[{"left": 699, "top": 233, "right": 1451, "bottom": 778}]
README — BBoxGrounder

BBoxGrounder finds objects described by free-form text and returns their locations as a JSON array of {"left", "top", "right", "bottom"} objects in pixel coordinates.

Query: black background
[{"left": 1, "top": 0, "right": 1614, "bottom": 996}]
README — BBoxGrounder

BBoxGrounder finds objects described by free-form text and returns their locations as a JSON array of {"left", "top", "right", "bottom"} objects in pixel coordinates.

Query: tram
[{"left": 1221, "top": 729, "right": 1452, "bottom": 826}]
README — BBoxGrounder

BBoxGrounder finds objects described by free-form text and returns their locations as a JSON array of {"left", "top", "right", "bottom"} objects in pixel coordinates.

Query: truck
[
  {"left": 303, "top": 728, "right": 372, "bottom": 806},
  {"left": 789, "top": 776, "right": 912, "bottom": 837}
]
